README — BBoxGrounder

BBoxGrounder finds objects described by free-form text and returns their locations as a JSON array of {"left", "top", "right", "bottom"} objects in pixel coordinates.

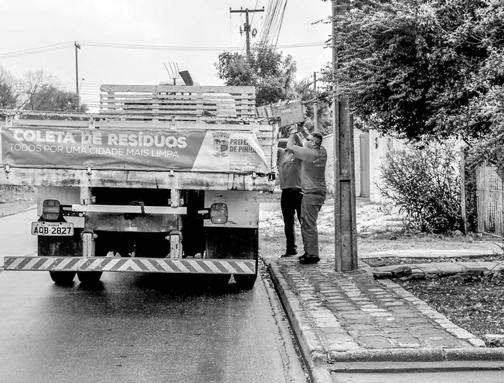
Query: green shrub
[{"left": 379, "top": 143, "right": 462, "bottom": 233}]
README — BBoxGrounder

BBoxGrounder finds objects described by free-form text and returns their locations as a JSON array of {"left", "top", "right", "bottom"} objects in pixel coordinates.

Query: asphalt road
[{"left": 0, "top": 209, "right": 308, "bottom": 383}]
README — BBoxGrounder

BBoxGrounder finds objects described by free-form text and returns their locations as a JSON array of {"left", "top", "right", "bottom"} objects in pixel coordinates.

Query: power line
[
  {"left": 0, "top": 40, "right": 324, "bottom": 59},
  {"left": 0, "top": 41, "right": 73, "bottom": 58}
]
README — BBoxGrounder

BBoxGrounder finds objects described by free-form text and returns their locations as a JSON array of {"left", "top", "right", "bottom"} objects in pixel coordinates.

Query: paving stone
[
  {"left": 270, "top": 259, "right": 501, "bottom": 364},
  {"left": 358, "top": 339, "right": 394, "bottom": 349}
]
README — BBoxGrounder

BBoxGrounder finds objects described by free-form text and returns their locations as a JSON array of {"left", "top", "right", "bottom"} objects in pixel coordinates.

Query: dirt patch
[{"left": 398, "top": 274, "right": 504, "bottom": 343}]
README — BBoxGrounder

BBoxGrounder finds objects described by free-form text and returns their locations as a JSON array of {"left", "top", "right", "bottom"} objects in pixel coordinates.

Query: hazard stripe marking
[
  {"left": 3, "top": 257, "right": 256, "bottom": 274},
  {"left": 32, "top": 258, "right": 48, "bottom": 270},
  {"left": 228, "top": 260, "right": 247, "bottom": 274},
  {"left": 222, "top": 260, "right": 240, "bottom": 273},
  {"left": 188, "top": 261, "right": 206, "bottom": 273},
  {"left": 16, "top": 258, "right": 33, "bottom": 270},
  {"left": 151, "top": 259, "right": 167, "bottom": 272},
  {"left": 198, "top": 261, "right": 214, "bottom": 273},
  {"left": 96, "top": 258, "right": 113, "bottom": 270},
  {"left": 66, "top": 258, "right": 81, "bottom": 270},
  {"left": 144, "top": 260, "right": 158, "bottom": 272},
  {"left": 45, "top": 257, "right": 62, "bottom": 270},
  {"left": 173, "top": 261, "right": 188, "bottom": 273},
  {"left": 111, "top": 258, "right": 128, "bottom": 271},
  {"left": 124, "top": 259, "right": 143, "bottom": 272},
  {"left": 135, "top": 260, "right": 150, "bottom": 272},
  {"left": 214, "top": 261, "right": 229, "bottom": 273},
  {"left": 181, "top": 260, "right": 199, "bottom": 273},
  {"left": 204, "top": 261, "right": 224, "bottom": 273},
  {"left": 105, "top": 258, "right": 122, "bottom": 271}
]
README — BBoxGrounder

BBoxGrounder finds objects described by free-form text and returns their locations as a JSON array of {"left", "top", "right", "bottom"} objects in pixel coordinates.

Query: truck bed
[{"left": 0, "top": 85, "right": 277, "bottom": 191}]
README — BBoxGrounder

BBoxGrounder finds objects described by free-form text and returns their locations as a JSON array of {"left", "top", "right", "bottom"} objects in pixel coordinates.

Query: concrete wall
[{"left": 323, "top": 129, "right": 405, "bottom": 202}]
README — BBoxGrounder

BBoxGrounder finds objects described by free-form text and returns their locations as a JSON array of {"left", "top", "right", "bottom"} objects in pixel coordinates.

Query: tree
[
  {"left": 19, "top": 70, "right": 86, "bottom": 112},
  {"left": 216, "top": 46, "right": 297, "bottom": 106},
  {"left": 27, "top": 83, "right": 82, "bottom": 112},
  {"left": 0, "top": 67, "right": 19, "bottom": 109},
  {"left": 293, "top": 78, "right": 333, "bottom": 135},
  {"left": 328, "top": 0, "right": 504, "bottom": 142}
]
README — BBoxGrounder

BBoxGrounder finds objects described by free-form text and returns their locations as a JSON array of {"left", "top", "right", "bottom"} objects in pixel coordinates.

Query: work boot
[
  {"left": 281, "top": 249, "right": 297, "bottom": 258},
  {"left": 298, "top": 254, "right": 320, "bottom": 264}
]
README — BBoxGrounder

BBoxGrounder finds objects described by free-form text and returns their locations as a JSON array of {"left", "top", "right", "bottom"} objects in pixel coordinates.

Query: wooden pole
[
  {"left": 460, "top": 146, "right": 468, "bottom": 235},
  {"left": 74, "top": 41, "right": 80, "bottom": 111},
  {"left": 333, "top": 0, "right": 358, "bottom": 271},
  {"left": 313, "top": 72, "right": 319, "bottom": 132},
  {"left": 332, "top": 0, "right": 341, "bottom": 272},
  {"left": 230, "top": 7, "right": 264, "bottom": 61}
]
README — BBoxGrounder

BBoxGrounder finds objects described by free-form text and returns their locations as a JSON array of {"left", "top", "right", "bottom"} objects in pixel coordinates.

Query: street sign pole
[{"left": 332, "top": 0, "right": 358, "bottom": 271}]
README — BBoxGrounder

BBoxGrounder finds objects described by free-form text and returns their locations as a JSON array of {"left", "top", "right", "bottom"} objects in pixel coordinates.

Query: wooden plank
[
  {"left": 11, "top": 119, "right": 272, "bottom": 131},
  {"left": 100, "top": 84, "right": 256, "bottom": 95},
  {"left": 99, "top": 94, "right": 256, "bottom": 103}
]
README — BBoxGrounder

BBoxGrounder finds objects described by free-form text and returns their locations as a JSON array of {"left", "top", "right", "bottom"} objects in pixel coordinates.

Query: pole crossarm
[{"left": 229, "top": 7, "right": 265, "bottom": 60}]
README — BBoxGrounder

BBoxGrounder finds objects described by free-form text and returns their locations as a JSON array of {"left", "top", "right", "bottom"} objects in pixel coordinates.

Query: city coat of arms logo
[{"left": 212, "top": 132, "right": 230, "bottom": 157}]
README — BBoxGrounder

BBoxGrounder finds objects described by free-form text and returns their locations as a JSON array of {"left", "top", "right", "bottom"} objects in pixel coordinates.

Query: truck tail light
[
  {"left": 42, "top": 199, "right": 61, "bottom": 221},
  {"left": 210, "top": 203, "right": 228, "bottom": 224}
]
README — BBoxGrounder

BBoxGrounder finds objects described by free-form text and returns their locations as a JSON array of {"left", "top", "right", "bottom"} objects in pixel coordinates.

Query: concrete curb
[
  {"left": 329, "top": 360, "right": 504, "bottom": 373},
  {"left": 266, "top": 261, "right": 333, "bottom": 383},
  {"left": 267, "top": 259, "right": 504, "bottom": 374},
  {"left": 328, "top": 347, "right": 504, "bottom": 362}
]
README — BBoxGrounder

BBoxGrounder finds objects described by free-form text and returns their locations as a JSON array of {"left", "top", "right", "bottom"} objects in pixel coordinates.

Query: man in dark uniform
[
  {"left": 286, "top": 128, "right": 327, "bottom": 264},
  {"left": 277, "top": 136, "right": 303, "bottom": 257}
]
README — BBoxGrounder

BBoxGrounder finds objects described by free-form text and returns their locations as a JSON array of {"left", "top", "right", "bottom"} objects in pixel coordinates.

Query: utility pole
[
  {"left": 313, "top": 72, "right": 319, "bottom": 132},
  {"left": 74, "top": 41, "right": 81, "bottom": 112},
  {"left": 230, "top": 7, "right": 264, "bottom": 60},
  {"left": 332, "top": 0, "right": 358, "bottom": 272}
]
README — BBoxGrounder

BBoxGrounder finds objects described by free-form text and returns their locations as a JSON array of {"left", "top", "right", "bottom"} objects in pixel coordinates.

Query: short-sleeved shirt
[{"left": 277, "top": 148, "right": 302, "bottom": 190}]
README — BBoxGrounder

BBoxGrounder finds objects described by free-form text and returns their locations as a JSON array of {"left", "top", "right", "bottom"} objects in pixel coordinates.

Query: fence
[{"left": 476, "top": 165, "right": 504, "bottom": 235}]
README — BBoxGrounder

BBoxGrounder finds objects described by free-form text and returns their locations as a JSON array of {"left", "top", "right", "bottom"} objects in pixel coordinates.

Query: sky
[{"left": 0, "top": 0, "right": 332, "bottom": 110}]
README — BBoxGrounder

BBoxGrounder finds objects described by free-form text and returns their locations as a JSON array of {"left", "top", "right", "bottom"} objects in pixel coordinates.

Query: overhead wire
[
  {"left": 0, "top": 38, "right": 322, "bottom": 60},
  {"left": 0, "top": 41, "right": 73, "bottom": 58}
]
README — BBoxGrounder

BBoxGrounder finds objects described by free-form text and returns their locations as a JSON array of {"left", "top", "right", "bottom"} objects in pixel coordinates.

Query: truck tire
[
  {"left": 77, "top": 271, "right": 102, "bottom": 284},
  {"left": 234, "top": 273, "right": 257, "bottom": 290},
  {"left": 39, "top": 231, "right": 82, "bottom": 286},
  {"left": 49, "top": 271, "right": 76, "bottom": 286}
]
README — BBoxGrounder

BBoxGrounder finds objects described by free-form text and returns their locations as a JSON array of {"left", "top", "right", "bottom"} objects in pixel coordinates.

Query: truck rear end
[{"left": 0, "top": 85, "right": 276, "bottom": 289}]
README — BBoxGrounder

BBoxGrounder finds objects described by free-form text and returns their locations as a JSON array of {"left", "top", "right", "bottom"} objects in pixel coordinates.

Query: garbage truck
[{"left": 0, "top": 84, "right": 277, "bottom": 289}]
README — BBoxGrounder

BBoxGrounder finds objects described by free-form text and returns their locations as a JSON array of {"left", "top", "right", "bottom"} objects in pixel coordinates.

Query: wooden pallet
[{"left": 99, "top": 85, "right": 257, "bottom": 121}]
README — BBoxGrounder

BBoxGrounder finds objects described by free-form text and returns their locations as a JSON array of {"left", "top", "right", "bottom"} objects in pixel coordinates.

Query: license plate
[{"left": 31, "top": 221, "right": 74, "bottom": 236}]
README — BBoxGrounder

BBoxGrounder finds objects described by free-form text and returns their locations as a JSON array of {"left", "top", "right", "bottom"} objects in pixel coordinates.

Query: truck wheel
[
  {"left": 234, "top": 274, "right": 257, "bottom": 290},
  {"left": 77, "top": 271, "right": 102, "bottom": 284},
  {"left": 49, "top": 271, "right": 76, "bottom": 286}
]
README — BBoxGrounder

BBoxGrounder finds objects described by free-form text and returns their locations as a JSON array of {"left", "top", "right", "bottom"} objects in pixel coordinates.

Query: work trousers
[
  {"left": 280, "top": 188, "right": 303, "bottom": 254},
  {"left": 300, "top": 191, "right": 326, "bottom": 257}
]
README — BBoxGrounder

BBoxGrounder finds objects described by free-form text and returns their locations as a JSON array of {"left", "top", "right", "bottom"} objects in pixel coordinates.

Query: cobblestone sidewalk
[{"left": 268, "top": 258, "right": 504, "bottom": 366}]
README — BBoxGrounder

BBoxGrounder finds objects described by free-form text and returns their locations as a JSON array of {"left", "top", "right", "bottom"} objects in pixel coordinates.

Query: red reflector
[
  {"left": 210, "top": 203, "right": 228, "bottom": 224},
  {"left": 42, "top": 199, "right": 61, "bottom": 221}
]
